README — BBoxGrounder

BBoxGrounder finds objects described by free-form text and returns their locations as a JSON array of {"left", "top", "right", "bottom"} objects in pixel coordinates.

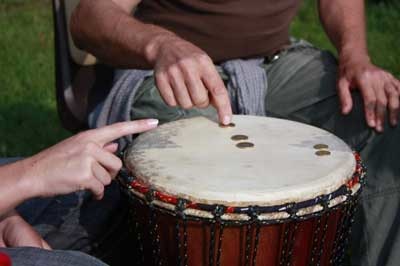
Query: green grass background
[{"left": 0, "top": 0, "right": 399, "bottom": 157}]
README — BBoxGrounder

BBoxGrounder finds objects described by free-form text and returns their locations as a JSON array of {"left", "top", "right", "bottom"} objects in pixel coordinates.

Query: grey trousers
[
  {"left": 0, "top": 247, "right": 107, "bottom": 266},
  {"left": 127, "top": 42, "right": 400, "bottom": 266}
]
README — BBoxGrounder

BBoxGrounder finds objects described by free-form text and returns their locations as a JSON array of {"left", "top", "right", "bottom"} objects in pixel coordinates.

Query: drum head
[{"left": 125, "top": 115, "right": 355, "bottom": 207}]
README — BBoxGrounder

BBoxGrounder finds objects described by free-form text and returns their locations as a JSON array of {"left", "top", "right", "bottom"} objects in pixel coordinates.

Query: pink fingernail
[
  {"left": 222, "top": 115, "right": 231, "bottom": 125},
  {"left": 147, "top": 119, "right": 159, "bottom": 126}
]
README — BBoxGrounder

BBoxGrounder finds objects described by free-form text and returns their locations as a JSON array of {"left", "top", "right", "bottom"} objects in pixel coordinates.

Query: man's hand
[
  {"left": 0, "top": 210, "right": 50, "bottom": 249},
  {"left": 318, "top": 0, "right": 400, "bottom": 132},
  {"left": 338, "top": 54, "right": 400, "bottom": 132},
  {"left": 146, "top": 34, "right": 232, "bottom": 125},
  {"left": 21, "top": 119, "right": 158, "bottom": 200},
  {"left": 71, "top": 0, "right": 232, "bottom": 125}
]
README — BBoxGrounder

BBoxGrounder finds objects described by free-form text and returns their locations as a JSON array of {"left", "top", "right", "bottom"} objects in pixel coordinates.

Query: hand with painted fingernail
[{"left": 20, "top": 119, "right": 158, "bottom": 200}]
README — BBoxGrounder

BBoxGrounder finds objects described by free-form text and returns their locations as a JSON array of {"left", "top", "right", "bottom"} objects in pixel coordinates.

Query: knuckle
[
  {"left": 110, "top": 170, "right": 118, "bottom": 180},
  {"left": 97, "top": 185, "right": 105, "bottom": 196},
  {"left": 177, "top": 57, "right": 194, "bottom": 69},
  {"left": 82, "top": 156, "right": 96, "bottom": 170},
  {"left": 364, "top": 95, "right": 376, "bottom": 105},
  {"left": 377, "top": 98, "right": 387, "bottom": 107},
  {"left": 83, "top": 142, "right": 97, "bottom": 154},
  {"left": 386, "top": 72, "right": 394, "bottom": 80},
  {"left": 195, "top": 98, "right": 210, "bottom": 108},
  {"left": 155, "top": 68, "right": 168, "bottom": 79},
  {"left": 75, "top": 131, "right": 89, "bottom": 141},
  {"left": 390, "top": 103, "right": 399, "bottom": 111},
  {"left": 209, "top": 85, "right": 226, "bottom": 96},
  {"left": 360, "top": 71, "right": 372, "bottom": 81},
  {"left": 166, "top": 65, "right": 179, "bottom": 77},
  {"left": 181, "top": 102, "right": 193, "bottom": 109},
  {"left": 114, "top": 159, "right": 123, "bottom": 171},
  {"left": 81, "top": 170, "right": 93, "bottom": 182},
  {"left": 166, "top": 99, "right": 177, "bottom": 107},
  {"left": 196, "top": 53, "right": 211, "bottom": 64}
]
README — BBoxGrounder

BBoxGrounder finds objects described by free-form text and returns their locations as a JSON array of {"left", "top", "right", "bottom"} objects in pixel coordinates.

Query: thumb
[{"left": 41, "top": 239, "right": 52, "bottom": 250}]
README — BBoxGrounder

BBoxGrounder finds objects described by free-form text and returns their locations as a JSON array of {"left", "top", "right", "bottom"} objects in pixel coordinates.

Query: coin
[
  {"left": 313, "top": 144, "right": 329, "bottom": 150},
  {"left": 315, "top": 150, "right": 331, "bottom": 156},
  {"left": 231, "top": 135, "right": 248, "bottom": 141},
  {"left": 236, "top": 142, "right": 254, "bottom": 149},
  {"left": 219, "top": 122, "right": 236, "bottom": 128}
]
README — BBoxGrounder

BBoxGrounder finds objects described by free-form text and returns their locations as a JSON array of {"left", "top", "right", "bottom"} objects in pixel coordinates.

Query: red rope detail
[
  {"left": 155, "top": 191, "right": 178, "bottom": 205},
  {"left": 226, "top": 206, "right": 235, "bottom": 213},
  {"left": 186, "top": 202, "right": 198, "bottom": 209},
  {"left": 130, "top": 180, "right": 149, "bottom": 194}
]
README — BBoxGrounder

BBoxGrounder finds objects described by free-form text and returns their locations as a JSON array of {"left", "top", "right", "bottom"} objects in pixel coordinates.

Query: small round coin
[
  {"left": 313, "top": 144, "right": 329, "bottom": 150},
  {"left": 219, "top": 122, "right": 236, "bottom": 128},
  {"left": 231, "top": 135, "right": 249, "bottom": 141},
  {"left": 315, "top": 150, "right": 331, "bottom": 156},
  {"left": 236, "top": 142, "right": 255, "bottom": 149}
]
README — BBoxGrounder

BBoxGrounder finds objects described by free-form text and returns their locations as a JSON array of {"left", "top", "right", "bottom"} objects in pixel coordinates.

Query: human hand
[
  {"left": 338, "top": 54, "right": 400, "bottom": 132},
  {"left": 21, "top": 119, "right": 158, "bottom": 200},
  {"left": 146, "top": 34, "right": 232, "bottom": 125},
  {"left": 0, "top": 210, "right": 50, "bottom": 249}
]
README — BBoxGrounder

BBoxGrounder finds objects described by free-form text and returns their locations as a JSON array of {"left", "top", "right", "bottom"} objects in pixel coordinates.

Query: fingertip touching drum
[{"left": 118, "top": 115, "right": 366, "bottom": 266}]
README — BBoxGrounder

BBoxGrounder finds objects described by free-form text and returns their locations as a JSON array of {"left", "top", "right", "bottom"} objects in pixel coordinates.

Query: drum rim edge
[{"left": 118, "top": 153, "right": 365, "bottom": 223}]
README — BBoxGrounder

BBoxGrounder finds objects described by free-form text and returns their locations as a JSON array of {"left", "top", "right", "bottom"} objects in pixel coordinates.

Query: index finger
[
  {"left": 201, "top": 67, "right": 232, "bottom": 125},
  {"left": 90, "top": 119, "right": 159, "bottom": 145},
  {"left": 358, "top": 80, "right": 377, "bottom": 128},
  {"left": 337, "top": 77, "right": 353, "bottom": 114}
]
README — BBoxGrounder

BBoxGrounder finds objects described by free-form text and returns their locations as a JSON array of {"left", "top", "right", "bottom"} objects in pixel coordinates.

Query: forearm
[
  {"left": 318, "top": 0, "right": 369, "bottom": 61},
  {"left": 0, "top": 160, "right": 35, "bottom": 218},
  {"left": 70, "top": 0, "right": 176, "bottom": 69}
]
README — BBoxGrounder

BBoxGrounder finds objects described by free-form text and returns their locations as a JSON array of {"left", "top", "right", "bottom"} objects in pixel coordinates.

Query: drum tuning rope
[
  {"left": 252, "top": 223, "right": 261, "bottom": 266},
  {"left": 209, "top": 205, "right": 224, "bottom": 266},
  {"left": 215, "top": 222, "right": 225, "bottom": 266},
  {"left": 214, "top": 205, "right": 226, "bottom": 266},
  {"left": 176, "top": 199, "right": 189, "bottom": 266}
]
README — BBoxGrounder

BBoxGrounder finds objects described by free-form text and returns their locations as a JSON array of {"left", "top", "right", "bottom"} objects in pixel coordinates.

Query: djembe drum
[{"left": 118, "top": 115, "right": 365, "bottom": 266}]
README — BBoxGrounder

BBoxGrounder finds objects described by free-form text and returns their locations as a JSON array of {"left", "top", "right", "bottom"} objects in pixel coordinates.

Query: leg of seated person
[
  {"left": 16, "top": 182, "right": 123, "bottom": 254},
  {"left": 0, "top": 247, "right": 107, "bottom": 266},
  {"left": 263, "top": 42, "right": 400, "bottom": 266},
  {"left": 129, "top": 76, "right": 218, "bottom": 123}
]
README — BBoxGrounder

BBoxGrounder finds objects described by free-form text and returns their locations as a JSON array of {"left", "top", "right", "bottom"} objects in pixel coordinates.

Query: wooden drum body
[{"left": 119, "top": 116, "right": 365, "bottom": 266}]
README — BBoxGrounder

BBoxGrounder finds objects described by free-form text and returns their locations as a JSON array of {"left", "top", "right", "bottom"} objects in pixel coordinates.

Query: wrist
[
  {"left": 143, "top": 30, "right": 176, "bottom": 65},
  {"left": 339, "top": 44, "right": 370, "bottom": 65},
  {"left": 16, "top": 157, "right": 43, "bottom": 200}
]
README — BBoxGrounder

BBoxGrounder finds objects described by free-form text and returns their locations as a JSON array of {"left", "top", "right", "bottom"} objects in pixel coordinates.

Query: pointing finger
[
  {"left": 202, "top": 66, "right": 232, "bottom": 125},
  {"left": 89, "top": 119, "right": 158, "bottom": 145}
]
